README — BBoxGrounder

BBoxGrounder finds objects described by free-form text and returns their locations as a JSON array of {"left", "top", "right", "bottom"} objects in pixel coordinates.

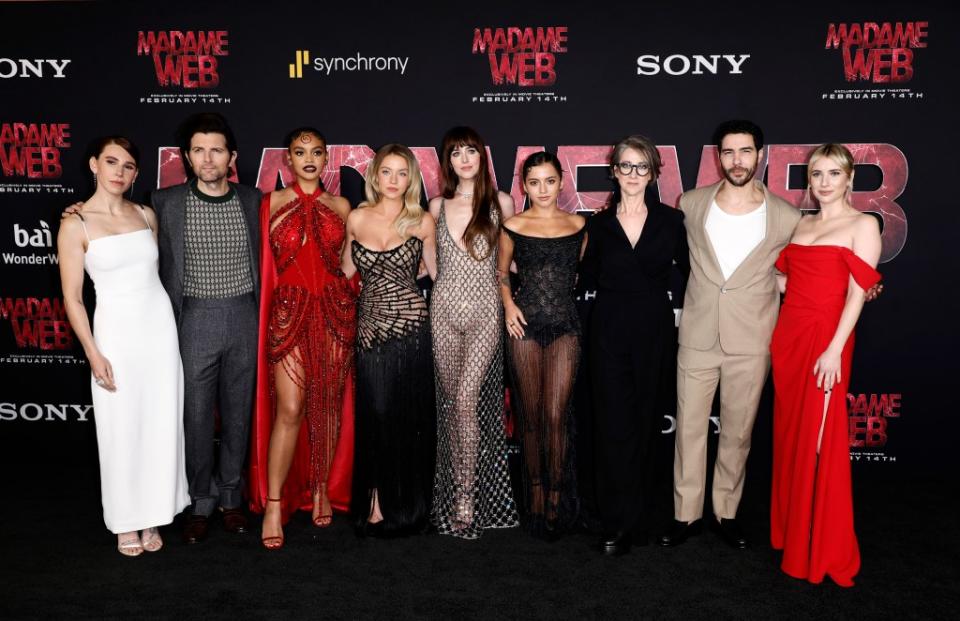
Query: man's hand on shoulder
[{"left": 61, "top": 201, "right": 84, "bottom": 219}]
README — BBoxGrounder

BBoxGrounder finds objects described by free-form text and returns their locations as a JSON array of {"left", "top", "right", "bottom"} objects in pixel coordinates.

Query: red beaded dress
[
  {"left": 770, "top": 243, "right": 880, "bottom": 587},
  {"left": 248, "top": 183, "right": 358, "bottom": 521}
]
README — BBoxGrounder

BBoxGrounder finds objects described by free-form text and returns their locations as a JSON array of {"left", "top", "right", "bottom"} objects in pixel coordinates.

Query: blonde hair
[
  {"left": 808, "top": 143, "right": 855, "bottom": 178},
  {"left": 361, "top": 143, "right": 424, "bottom": 238},
  {"left": 803, "top": 143, "right": 855, "bottom": 209}
]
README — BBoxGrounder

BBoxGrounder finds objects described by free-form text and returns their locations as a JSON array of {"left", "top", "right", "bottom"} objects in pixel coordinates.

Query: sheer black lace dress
[
  {"left": 431, "top": 203, "right": 519, "bottom": 539},
  {"left": 351, "top": 237, "right": 436, "bottom": 535},
  {"left": 504, "top": 226, "right": 585, "bottom": 538}
]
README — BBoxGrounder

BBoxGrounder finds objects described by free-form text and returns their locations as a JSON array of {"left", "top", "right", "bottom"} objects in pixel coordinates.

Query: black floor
[{"left": 2, "top": 422, "right": 958, "bottom": 620}]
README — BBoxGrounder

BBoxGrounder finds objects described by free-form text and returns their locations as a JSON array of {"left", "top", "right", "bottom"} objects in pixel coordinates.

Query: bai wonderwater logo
[
  {"left": 136, "top": 30, "right": 231, "bottom": 104},
  {"left": 471, "top": 26, "right": 568, "bottom": 104},
  {"left": 822, "top": 21, "right": 927, "bottom": 101},
  {"left": 4, "top": 221, "right": 59, "bottom": 267}
]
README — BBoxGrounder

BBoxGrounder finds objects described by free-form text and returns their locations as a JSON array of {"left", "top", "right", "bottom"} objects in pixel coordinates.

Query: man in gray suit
[{"left": 152, "top": 112, "right": 261, "bottom": 544}]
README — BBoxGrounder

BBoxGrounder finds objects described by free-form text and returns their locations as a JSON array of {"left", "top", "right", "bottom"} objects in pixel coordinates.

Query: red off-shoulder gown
[
  {"left": 770, "top": 243, "right": 881, "bottom": 587},
  {"left": 248, "top": 183, "right": 357, "bottom": 521}
]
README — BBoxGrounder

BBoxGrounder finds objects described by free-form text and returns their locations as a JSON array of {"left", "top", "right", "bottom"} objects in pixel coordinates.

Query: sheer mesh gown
[
  {"left": 505, "top": 226, "right": 585, "bottom": 535},
  {"left": 351, "top": 236, "right": 436, "bottom": 534},
  {"left": 431, "top": 203, "right": 518, "bottom": 539}
]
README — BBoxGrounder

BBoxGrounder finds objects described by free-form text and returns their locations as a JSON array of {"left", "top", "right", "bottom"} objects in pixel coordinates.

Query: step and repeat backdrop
[{"left": 2, "top": 1, "right": 956, "bottom": 476}]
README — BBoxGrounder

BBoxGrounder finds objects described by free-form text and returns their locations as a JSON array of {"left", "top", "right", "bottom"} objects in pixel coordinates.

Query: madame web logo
[
  {"left": 156, "top": 141, "right": 909, "bottom": 264},
  {"left": 825, "top": 21, "right": 928, "bottom": 83},
  {"left": 137, "top": 30, "right": 228, "bottom": 88},
  {"left": 472, "top": 26, "right": 568, "bottom": 86}
]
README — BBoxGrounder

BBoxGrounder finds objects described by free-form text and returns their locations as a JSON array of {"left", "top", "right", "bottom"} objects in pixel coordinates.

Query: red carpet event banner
[{"left": 1, "top": 1, "right": 955, "bottom": 474}]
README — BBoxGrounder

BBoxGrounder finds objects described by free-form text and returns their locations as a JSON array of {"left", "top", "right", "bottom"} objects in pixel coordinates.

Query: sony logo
[
  {"left": 636, "top": 54, "right": 750, "bottom": 76},
  {"left": 0, "top": 402, "right": 92, "bottom": 422},
  {"left": 0, "top": 58, "right": 71, "bottom": 79}
]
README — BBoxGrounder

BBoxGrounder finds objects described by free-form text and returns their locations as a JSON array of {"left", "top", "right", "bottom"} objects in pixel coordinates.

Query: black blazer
[
  {"left": 579, "top": 201, "right": 690, "bottom": 303},
  {"left": 150, "top": 181, "right": 262, "bottom": 323}
]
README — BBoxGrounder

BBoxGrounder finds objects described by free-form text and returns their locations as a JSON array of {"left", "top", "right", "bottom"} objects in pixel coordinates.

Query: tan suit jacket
[{"left": 678, "top": 180, "right": 801, "bottom": 356}]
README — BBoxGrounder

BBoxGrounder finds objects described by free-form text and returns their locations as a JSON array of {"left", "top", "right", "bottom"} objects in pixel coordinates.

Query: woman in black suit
[{"left": 580, "top": 135, "right": 689, "bottom": 555}]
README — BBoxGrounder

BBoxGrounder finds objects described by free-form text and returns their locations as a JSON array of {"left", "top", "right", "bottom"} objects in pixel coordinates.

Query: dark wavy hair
[
  {"left": 521, "top": 150, "right": 563, "bottom": 181},
  {"left": 440, "top": 126, "right": 499, "bottom": 260},
  {"left": 712, "top": 119, "right": 764, "bottom": 151},
  {"left": 177, "top": 112, "right": 238, "bottom": 165}
]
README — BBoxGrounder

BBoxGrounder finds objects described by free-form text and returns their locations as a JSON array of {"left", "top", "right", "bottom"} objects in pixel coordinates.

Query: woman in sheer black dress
[
  {"left": 580, "top": 135, "right": 689, "bottom": 555},
  {"left": 497, "top": 151, "right": 586, "bottom": 540}
]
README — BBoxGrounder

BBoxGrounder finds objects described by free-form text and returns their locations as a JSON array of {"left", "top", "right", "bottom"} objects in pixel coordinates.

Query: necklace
[{"left": 455, "top": 186, "right": 473, "bottom": 199}]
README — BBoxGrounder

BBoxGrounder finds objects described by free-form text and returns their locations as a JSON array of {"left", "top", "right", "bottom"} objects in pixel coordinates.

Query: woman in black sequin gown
[
  {"left": 497, "top": 151, "right": 586, "bottom": 540},
  {"left": 341, "top": 144, "right": 437, "bottom": 536}
]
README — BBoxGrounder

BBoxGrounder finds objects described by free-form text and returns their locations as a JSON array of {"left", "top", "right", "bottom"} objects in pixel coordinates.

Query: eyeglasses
[{"left": 616, "top": 161, "right": 651, "bottom": 176}]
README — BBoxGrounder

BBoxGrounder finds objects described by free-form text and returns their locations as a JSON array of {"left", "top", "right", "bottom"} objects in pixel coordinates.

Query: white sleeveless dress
[{"left": 82, "top": 214, "right": 189, "bottom": 533}]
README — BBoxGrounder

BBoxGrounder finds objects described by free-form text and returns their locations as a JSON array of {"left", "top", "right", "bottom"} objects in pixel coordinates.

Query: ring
[{"left": 95, "top": 378, "right": 105, "bottom": 386}]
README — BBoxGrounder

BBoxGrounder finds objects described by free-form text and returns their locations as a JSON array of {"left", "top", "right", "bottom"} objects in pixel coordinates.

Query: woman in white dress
[{"left": 58, "top": 136, "right": 189, "bottom": 556}]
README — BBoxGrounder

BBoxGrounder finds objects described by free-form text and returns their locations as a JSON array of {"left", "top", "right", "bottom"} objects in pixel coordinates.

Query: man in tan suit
[{"left": 659, "top": 120, "right": 800, "bottom": 549}]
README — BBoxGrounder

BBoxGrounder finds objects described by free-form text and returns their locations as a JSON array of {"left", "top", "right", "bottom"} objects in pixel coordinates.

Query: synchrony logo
[
  {"left": 288, "top": 49, "right": 409, "bottom": 78},
  {"left": 0, "top": 58, "right": 70, "bottom": 79}
]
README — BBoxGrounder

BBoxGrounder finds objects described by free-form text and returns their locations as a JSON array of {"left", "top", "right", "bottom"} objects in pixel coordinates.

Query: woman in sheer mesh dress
[
  {"left": 342, "top": 144, "right": 437, "bottom": 536},
  {"left": 498, "top": 151, "right": 586, "bottom": 540},
  {"left": 428, "top": 127, "right": 519, "bottom": 539}
]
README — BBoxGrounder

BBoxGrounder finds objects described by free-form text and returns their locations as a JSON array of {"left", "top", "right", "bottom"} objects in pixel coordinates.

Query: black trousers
[
  {"left": 590, "top": 294, "right": 673, "bottom": 534},
  {"left": 179, "top": 294, "right": 257, "bottom": 516}
]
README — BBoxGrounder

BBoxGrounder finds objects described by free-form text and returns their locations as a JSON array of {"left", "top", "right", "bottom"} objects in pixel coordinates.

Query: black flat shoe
[
  {"left": 599, "top": 531, "right": 632, "bottom": 556},
  {"left": 712, "top": 517, "right": 749, "bottom": 549},
  {"left": 656, "top": 519, "right": 702, "bottom": 547}
]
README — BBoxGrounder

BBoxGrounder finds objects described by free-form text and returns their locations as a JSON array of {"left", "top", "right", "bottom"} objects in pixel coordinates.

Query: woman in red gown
[
  {"left": 249, "top": 128, "right": 357, "bottom": 548},
  {"left": 770, "top": 143, "right": 881, "bottom": 586}
]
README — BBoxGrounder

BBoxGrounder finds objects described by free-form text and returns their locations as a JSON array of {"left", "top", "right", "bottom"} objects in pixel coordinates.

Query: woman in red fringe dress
[
  {"left": 249, "top": 127, "right": 357, "bottom": 549},
  {"left": 770, "top": 143, "right": 881, "bottom": 586}
]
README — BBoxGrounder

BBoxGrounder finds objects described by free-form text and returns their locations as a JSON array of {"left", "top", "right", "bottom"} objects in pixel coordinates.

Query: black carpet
[{"left": 1, "top": 426, "right": 958, "bottom": 620}]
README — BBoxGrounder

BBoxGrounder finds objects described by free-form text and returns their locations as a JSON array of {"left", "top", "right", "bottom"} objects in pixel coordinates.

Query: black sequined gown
[
  {"left": 431, "top": 203, "right": 519, "bottom": 539},
  {"left": 504, "top": 226, "right": 584, "bottom": 535},
  {"left": 351, "top": 237, "right": 436, "bottom": 534}
]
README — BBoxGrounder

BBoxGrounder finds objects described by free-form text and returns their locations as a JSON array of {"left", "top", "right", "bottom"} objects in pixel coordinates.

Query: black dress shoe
[
  {"left": 221, "top": 507, "right": 248, "bottom": 534},
  {"left": 656, "top": 519, "right": 703, "bottom": 547},
  {"left": 712, "top": 517, "right": 749, "bottom": 549},
  {"left": 599, "top": 531, "right": 632, "bottom": 556},
  {"left": 182, "top": 514, "right": 209, "bottom": 544}
]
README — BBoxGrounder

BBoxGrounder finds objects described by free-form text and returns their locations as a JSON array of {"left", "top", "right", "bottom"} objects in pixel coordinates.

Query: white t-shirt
[{"left": 705, "top": 199, "right": 767, "bottom": 281}]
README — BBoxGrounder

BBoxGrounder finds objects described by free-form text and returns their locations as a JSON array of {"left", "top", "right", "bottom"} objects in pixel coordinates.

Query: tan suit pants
[{"left": 674, "top": 339, "right": 769, "bottom": 522}]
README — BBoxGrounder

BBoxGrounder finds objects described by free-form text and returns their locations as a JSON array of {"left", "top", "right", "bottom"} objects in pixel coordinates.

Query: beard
[{"left": 722, "top": 163, "right": 757, "bottom": 187}]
